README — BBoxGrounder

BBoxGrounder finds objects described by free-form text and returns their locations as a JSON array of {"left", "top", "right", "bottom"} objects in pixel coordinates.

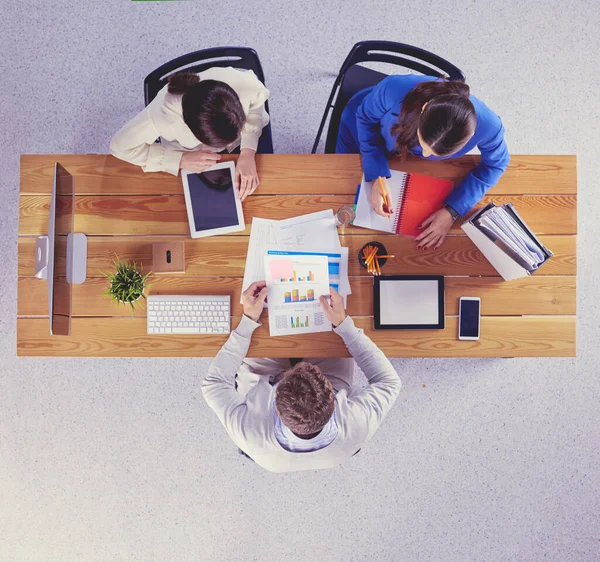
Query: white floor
[{"left": 1, "top": 1, "right": 599, "bottom": 560}]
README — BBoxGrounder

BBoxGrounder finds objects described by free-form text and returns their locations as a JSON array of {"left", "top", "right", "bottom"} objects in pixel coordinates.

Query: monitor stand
[
  {"left": 34, "top": 236, "right": 49, "bottom": 279},
  {"left": 34, "top": 233, "right": 87, "bottom": 284}
]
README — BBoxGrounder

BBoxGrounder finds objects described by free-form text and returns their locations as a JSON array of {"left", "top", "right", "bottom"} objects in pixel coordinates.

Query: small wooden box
[{"left": 152, "top": 242, "right": 185, "bottom": 274}]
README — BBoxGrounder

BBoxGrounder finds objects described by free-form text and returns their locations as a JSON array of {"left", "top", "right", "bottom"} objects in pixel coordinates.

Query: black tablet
[
  {"left": 374, "top": 275, "right": 445, "bottom": 330},
  {"left": 181, "top": 161, "right": 245, "bottom": 238}
]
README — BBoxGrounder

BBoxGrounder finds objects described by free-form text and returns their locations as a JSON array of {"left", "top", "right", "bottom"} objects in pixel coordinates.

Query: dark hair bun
[{"left": 167, "top": 72, "right": 201, "bottom": 95}]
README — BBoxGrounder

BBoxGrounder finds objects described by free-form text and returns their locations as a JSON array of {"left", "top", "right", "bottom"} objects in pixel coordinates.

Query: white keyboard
[{"left": 147, "top": 295, "right": 230, "bottom": 335}]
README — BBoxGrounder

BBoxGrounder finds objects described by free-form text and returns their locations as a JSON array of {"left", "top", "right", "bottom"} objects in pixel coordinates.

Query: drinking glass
[{"left": 335, "top": 205, "right": 356, "bottom": 233}]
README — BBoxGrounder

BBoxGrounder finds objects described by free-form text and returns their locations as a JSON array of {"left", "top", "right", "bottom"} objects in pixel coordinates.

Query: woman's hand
[
  {"left": 180, "top": 151, "right": 221, "bottom": 172},
  {"left": 369, "top": 178, "right": 394, "bottom": 217},
  {"left": 415, "top": 208, "right": 455, "bottom": 249},
  {"left": 236, "top": 148, "right": 260, "bottom": 201}
]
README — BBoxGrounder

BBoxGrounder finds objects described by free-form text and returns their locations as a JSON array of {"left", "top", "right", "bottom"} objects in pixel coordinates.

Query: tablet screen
[
  {"left": 376, "top": 277, "right": 444, "bottom": 329},
  {"left": 186, "top": 169, "right": 239, "bottom": 232}
]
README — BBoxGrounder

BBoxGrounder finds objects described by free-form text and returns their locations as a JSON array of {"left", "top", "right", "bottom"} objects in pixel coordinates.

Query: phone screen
[{"left": 460, "top": 299, "right": 480, "bottom": 338}]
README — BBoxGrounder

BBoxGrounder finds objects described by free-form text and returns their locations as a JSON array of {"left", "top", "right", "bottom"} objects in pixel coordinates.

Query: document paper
[
  {"left": 240, "top": 218, "right": 278, "bottom": 303},
  {"left": 273, "top": 210, "right": 341, "bottom": 249},
  {"left": 267, "top": 248, "right": 351, "bottom": 296},
  {"left": 264, "top": 254, "right": 332, "bottom": 336}
]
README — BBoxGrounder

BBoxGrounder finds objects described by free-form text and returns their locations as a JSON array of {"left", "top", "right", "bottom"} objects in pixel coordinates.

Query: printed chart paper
[
  {"left": 267, "top": 249, "right": 350, "bottom": 296},
  {"left": 264, "top": 254, "right": 332, "bottom": 336}
]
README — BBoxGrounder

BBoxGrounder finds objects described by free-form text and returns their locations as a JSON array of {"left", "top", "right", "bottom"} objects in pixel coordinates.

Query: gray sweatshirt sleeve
[
  {"left": 334, "top": 316, "right": 401, "bottom": 440},
  {"left": 201, "top": 315, "right": 260, "bottom": 440}
]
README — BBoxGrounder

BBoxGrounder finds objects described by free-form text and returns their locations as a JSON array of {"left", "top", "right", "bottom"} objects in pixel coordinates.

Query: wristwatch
[{"left": 444, "top": 203, "right": 461, "bottom": 221}]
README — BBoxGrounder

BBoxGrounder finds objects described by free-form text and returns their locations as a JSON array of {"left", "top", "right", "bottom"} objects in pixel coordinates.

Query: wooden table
[{"left": 18, "top": 154, "right": 577, "bottom": 357}]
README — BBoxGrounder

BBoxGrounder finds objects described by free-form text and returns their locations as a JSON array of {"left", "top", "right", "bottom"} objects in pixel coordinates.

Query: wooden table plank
[
  {"left": 19, "top": 194, "right": 577, "bottom": 236},
  {"left": 20, "top": 154, "right": 577, "bottom": 196},
  {"left": 18, "top": 234, "right": 576, "bottom": 278},
  {"left": 16, "top": 316, "right": 576, "bottom": 358},
  {"left": 18, "top": 275, "right": 577, "bottom": 318},
  {"left": 344, "top": 275, "right": 577, "bottom": 317}
]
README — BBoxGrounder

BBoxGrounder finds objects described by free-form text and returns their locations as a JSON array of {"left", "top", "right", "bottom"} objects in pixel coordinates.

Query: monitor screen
[
  {"left": 49, "top": 163, "right": 73, "bottom": 336},
  {"left": 186, "top": 169, "right": 239, "bottom": 232}
]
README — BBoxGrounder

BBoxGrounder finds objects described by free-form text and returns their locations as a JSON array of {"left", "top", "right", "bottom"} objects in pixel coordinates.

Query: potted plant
[{"left": 104, "top": 256, "right": 151, "bottom": 311}]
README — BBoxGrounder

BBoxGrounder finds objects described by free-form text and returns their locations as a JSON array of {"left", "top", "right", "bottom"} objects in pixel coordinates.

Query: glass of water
[{"left": 335, "top": 205, "right": 356, "bottom": 232}]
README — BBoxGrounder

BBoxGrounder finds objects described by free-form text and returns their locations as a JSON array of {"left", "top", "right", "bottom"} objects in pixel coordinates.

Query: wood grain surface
[
  {"left": 20, "top": 154, "right": 577, "bottom": 195},
  {"left": 18, "top": 234, "right": 576, "bottom": 278},
  {"left": 18, "top": 194, "right": 577, "bottom": 236},
  {"left": 18, "top": 275, "right": 576, "bottom": 318},
  {"left": 17, "top": 316, "right": 576, "bottom": 358},
  {"left": 17, "top": 153, "right": 577, "bottom": 357}
]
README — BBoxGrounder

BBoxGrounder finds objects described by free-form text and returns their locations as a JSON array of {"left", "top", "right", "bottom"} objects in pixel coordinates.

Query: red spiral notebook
[{"left": 353, "top": 171, "right": 454, "bottom": 237}]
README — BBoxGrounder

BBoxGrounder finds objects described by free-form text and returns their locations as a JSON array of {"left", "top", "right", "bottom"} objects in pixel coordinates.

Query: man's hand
[
  {"left": 369, "top": 177, "right": 394, "bottom": 217},
  {"left": 242, "top": 280, "right": 267, "bottom": 322},
  {"left": 319, "top": 286, "right": 347, "bottom": 328},
  {"left": 415, "top": 207, "right": 455, "bottom": 250},
  {"left": 180, "top": 151, "right": 222, "bottom": 172},
  {"left": 236, "top": 148, "right": 260, "bottom": 201}
]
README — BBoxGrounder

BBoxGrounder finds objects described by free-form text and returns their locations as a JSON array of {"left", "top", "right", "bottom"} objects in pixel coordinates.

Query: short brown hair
[
  {"left": 167, "top": 72, "right": 246, "bottom": 147},
  {"left": 275, "top": 362, "right": 335, "bottom": 435}
]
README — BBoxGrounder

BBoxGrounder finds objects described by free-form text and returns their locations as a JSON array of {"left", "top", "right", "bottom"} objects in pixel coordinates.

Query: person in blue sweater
[{"left": 337, "top": 74, "right": 510, "bottom": 249}]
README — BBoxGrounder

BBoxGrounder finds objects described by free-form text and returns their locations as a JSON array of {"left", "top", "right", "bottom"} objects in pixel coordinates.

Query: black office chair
[
  {"left": 144, "top": 47, "right": 274, "bottom": 153},
  {"left": 311, "top": 41, "right": 466, "bottom": 154}
]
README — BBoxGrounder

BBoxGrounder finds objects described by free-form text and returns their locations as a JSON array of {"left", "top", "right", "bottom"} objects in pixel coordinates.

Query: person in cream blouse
[{"left": 110, "top": 66, "right": 270, "bottom": 200}]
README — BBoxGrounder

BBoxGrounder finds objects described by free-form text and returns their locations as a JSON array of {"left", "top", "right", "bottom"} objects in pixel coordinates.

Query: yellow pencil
[
  {"left": 365, "top": 247, "right": 378, "bottom": 266},
  {"left": 378, "top": 177, "right": 391, "bottom": 219}
]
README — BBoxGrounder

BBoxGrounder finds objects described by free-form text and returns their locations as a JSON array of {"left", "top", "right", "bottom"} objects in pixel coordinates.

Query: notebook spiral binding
[{"left": 392, "top": 172, "right": 412, "bottom": 234}]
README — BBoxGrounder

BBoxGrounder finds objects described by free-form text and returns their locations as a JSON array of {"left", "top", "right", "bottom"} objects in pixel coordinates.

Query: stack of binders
[{"left": 462, "top": 203, "right": 553, "bottom": 281}]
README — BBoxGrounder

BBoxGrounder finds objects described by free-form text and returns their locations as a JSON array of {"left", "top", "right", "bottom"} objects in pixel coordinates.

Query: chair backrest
[
  {"left": 313, "top": 41, "right": 466, "bottom": 153},
  {"left": 144, "top": 47, "right": 268, "bottom": 107}
]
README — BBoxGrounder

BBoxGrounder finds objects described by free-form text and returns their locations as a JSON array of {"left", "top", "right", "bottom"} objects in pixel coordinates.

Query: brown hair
[
  {"left": 167, "top": 72, "right": 246, "bottom": 147},
  {"left": 275, "top": 362, "right": 335, "bottom": 436},
  {"left": 391, "top": 79, "right": 476, "bottom": 160}
]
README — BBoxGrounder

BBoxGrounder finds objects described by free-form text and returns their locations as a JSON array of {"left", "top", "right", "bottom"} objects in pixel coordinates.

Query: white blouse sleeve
[
  {"left": 109, "top": 107, "right": 183, "bottom": 176},
  {"left": 239, "top": 71, "right": 270, "bottom": 152}
]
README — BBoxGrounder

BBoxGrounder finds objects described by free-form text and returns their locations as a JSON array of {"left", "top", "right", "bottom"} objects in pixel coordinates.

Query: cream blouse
[{"left": 110, "top": 67, "right": 270, "bottom": 175}]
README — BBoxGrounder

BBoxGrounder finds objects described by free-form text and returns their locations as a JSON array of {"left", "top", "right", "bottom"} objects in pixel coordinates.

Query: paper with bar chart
[{"left": 264, "top": 254, "right": 332, "bottom": 336}]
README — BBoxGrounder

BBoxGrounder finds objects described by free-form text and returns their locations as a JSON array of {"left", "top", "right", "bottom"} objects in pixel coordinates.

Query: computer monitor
[
  {"left": 34, "top": 163, "right": 87, "bottom": 336},
  {"left": 49, "top": 163, "right": 74, "bottom": 335}
]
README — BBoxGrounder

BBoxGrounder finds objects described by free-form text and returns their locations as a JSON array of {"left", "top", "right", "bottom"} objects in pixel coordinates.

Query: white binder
[{"left": 461, "top": 203, "right": 553, "bottom": 281}]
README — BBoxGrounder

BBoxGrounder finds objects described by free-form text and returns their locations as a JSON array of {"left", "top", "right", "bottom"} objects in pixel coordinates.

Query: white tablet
[
  {"left": 374, "top": 275, "right": 445, "bottom": 330},
  {"left": 181, "top": 161, "right": 245, "bottom": 239}
]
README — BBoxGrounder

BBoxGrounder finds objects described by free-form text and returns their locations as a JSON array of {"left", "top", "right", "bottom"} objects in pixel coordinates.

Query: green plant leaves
[{"left": 103, "top": 254, "right": 152, "bottom": 312}]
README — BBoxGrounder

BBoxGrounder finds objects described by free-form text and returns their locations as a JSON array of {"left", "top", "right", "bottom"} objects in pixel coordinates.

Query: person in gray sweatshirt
[{"left": 202, "top": 281, "right": 402, "bottom": 473}]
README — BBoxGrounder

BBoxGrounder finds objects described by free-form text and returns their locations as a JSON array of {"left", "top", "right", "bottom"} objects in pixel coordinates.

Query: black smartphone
[{"left": 459, "top": 297, "right": 481, "bottom": 340}]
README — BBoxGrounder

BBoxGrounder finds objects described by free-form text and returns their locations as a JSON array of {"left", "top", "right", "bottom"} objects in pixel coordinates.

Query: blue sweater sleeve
[
  {"left": 445, "top": 119, "right": 510, "bottom": 217},
  {"left": 355, "top": 80, "right": 392, "bottom": 182}
]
